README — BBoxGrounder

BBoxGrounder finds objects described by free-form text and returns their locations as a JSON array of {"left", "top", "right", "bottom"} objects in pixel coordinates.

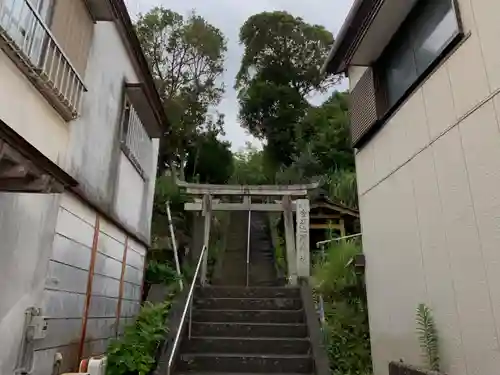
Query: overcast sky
[{"left": 125, "top": 0, "right": 353, "bottom": 151}]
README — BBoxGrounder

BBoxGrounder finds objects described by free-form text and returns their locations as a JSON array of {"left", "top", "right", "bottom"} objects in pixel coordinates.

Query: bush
[
  {"left": 106, "top": 301, "right": 171, "bottom": 375},
  {"left": 312, "top": 241, "right": 371, "bottom": 375},
  {"left": 146, "top": 260, "right": 179, "bottom": 286}
]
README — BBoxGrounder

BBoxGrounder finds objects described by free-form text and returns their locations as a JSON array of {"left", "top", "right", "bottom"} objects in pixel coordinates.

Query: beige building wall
[
  {"left": 352, "top": 0, "right": 500, "bottom": 374},
  {"left": 0, "top": 51, "right": 69, "bottom": 167}
]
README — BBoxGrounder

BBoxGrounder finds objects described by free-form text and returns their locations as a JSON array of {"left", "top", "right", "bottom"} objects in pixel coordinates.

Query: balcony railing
[
  {"left": 122, "top": 104, "right": 153, "bottom": 179},
  {"left": 0, "top": 0, "right": 86, "bottom": 120}
]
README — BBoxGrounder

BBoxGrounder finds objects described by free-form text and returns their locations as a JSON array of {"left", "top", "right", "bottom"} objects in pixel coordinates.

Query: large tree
[
  {"left": 136, "top": 8, "right": 227, "bottom": 177},
  {"left": 236, "top": 11, "right": 339, "bottom": 167},
  {"left": 299, "top": 92, "right": 354, "bottom": 172},
  {"left": 184, "top": 113, "right": 234, "bottom": 184}
]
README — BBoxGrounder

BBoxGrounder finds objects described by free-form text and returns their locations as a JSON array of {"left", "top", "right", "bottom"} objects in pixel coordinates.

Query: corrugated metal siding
[
  {"left": 81, "top": 221, "right": 125, "bottom": 358},
  {"left": 34, "top": 193, "right": 147, "bottom": 371},
  {"left": 35, "top": 198, "right": 97, "bottom": 372},
  {"left": 116, "top": 238, "right": 145, "bottom": 336}
]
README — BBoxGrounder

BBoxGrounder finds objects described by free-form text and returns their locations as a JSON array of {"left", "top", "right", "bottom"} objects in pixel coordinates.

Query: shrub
[
  {"left": 312, "top": 240, "right": 372, "bottom": 375},
  {"left": 145, "top": 259, "right": 179, "bottom": 286},
  {"left": 416, "top": 303, "right": 440, "bottom": 372},
  {"left": 106, "top": 301, "right": 171, "bottom": 375}
]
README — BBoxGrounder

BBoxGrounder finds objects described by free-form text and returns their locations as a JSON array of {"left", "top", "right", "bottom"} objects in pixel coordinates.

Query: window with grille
[{"left": 120, "top": 97, "right": 152, "bottom": 179}]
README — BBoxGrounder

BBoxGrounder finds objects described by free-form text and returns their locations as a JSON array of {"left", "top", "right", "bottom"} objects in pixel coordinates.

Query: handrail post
[
  {"left": 246, "top": 196, "right": 251, "bottom": 287},
  {"left": 188, "top": 295, "right": 193, "bottom": 339},
  {"left": 166, "top": 245, "right": 207, "bottom": 375},
  {"left": 166, "top": 201, "right": 183, "bottom": 291}
]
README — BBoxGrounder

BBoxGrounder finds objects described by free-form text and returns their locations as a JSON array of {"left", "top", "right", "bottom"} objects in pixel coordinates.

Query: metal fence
[
  {"left": 122, "top": 104, "right": 152, "bottom": 178},
  {"left": 0, "top": 0, "right": 86, "bottom": 117}
]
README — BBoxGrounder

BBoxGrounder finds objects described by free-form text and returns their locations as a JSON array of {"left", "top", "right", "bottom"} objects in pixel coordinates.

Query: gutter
[
  {"left": 320, "top": 0, "right": 364, "bottom": 75},
  {"left": 320, "top": 0, "right": 384, "bottom": 75},
  {"left": 109, "top": 0, "right": 170, "bottom": 134}
]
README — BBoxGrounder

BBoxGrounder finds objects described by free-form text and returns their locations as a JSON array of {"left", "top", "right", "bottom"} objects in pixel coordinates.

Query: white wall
[
  {"left": 0, "top": 193, "right": 60, "bottom": 374},
  {"left": 66, "top": 21, "right": 136, "bottom": 201},
  {"left": 0, "top": 12, "right": 157, "bottom": 375},
  {"left": 354, "top": 0, "right": 500, "bottom": 374},
  {"left": 114, "top": 153, "right": 146, "bottom": 232},
  {"left": 66, "top": 21, "right": 159, "bottom": 239},
  {"left": 0, "top": 50, "right": 68, "bottom": 167}
]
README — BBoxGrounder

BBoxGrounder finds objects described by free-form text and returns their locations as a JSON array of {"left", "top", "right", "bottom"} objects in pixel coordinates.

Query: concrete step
[
  {"left": 176, "top": 353, "right": 313, "bottom": 373},
  {"left": 195, "top": 287, "right": 300, "bottom": 299},
  {"left": 175, "top": 373, "right": 311, "bottom": 375},
  {"left": 194, "top": 298, "right": 302, "bottom": 311},
  {"left": 181, "top": 337, "right": 311, "bottom": 355},
  {"left": 192, "top": 308, "right": 305, "bottom": 323},
  {"left": 190, "top": 322, "right": 308, "bottom": 338}
]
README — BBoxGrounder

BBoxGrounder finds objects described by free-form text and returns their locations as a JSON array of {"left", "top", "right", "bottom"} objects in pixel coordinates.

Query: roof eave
[
  {"left": 109, "top": 0, "right": 170, "bottom": 135},
  {"left": 321, "top": 0, "right": 383, "bottom": 75}
]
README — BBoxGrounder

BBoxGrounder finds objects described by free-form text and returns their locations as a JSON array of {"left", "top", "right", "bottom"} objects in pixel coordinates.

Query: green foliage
[
  {"left": 106, "top": 302, "right": 171, "bottom": 375},
  {"left": 145, "top": 260, "right": 179, "bottom": 285},
  {"left": 312, "top": 241, "right": 371, "bottom": 375},
  {"left": 236, "top": 11, "right": 339, "bottom": 166},
  {"left": 273, "top": 236, "right": 286, "bottom": 274},
  {"left": 416, "top": 303, "right": 440, "bottom": 372},
  {"left": 185, "top": 130, "right": 234, "bottom": 184},
  {"left": 267, "top": 91, "right": 357, "bottom": 208},
  {"left": 236, "top": 11, "right": 337, "bottom": 93},
  {"left": 135, "top": 7, "right": 227, "bottom": 175},
  {"left": 323, "top": 169, "right": 358, "bottom": 209},
  {"left": 269, "top": 214, "right": 286, "bottom": 275},
  {"left": 230, "top": 143, "right": 272, "bottom": 185},
  {"left": 151, "top": 174, "right": 189, "bottom": 250},
  {"left": 299, "top": 92, "right": 354, "bottom": 172}
]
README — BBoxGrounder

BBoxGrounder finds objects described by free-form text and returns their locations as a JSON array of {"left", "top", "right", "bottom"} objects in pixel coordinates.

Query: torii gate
[{"left": 177, "top": 181, "right": 319, "bottom": 286}]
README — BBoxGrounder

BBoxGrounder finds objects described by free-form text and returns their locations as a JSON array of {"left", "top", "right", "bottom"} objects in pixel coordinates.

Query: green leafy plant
[
  {"left": 416, "top": 303, "right": 440, "bottom": 372},
  {"left": 268, "top": 213, "right": 286, "bottom": 276},
  {"left": 145, "top": 260, "right": 180, "bottom": 286},
  {"left": 273, "top": 235, "right": 286, "bottom": 273},
  {"left": 312, "top": 241, "right": 371, "bottom": 375},
  {"left": 106, "top": 301, "right": 171, "bottom": 375}
]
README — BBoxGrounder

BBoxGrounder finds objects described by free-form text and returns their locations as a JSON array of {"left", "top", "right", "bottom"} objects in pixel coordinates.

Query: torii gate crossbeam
[{"left": 177, "top": 181, "right": 318, "bottom": 286}]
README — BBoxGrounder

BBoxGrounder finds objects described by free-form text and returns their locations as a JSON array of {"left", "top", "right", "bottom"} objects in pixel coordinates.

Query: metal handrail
[
  {"left": 0, "top": 0, "right": 87, "bottom": 116},
  {"left": 21, "top": 0, "right": 86, "bottom": 87},
  {"left": 315, "top": 233, "right": 362, "bottom": 248},
  {"left": 166, "top": 244, "right": 207, "bottom": 375},
  {"left": 246, "top": 209, "right": 251, "bottom": 287}
]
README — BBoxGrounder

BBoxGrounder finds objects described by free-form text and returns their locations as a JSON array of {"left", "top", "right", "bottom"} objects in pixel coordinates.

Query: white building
[
  {"left": 0, "top": 0, "right": 167, "bottom": 373},
  {"left": 323, "top": 0, "right": 500, "bottom": 374}
]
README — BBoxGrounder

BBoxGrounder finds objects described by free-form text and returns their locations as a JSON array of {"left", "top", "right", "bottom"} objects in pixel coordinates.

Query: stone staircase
[
  {"left": 175, "top": 286, "right": 314, "bottom": 374},
  {"left": 249, "top": 212, "right": 279, "bottom": 286},
  {"left": 212, "top": 211, "right": 249, "bottom": 286},
  {"left": 213, "top": 211, "right": 279, "bottom": 287}
]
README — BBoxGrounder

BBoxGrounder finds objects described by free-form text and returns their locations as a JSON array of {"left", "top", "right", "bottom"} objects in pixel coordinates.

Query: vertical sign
[{"left": 295, "top": 199, "right": 310, "bottom": 278}]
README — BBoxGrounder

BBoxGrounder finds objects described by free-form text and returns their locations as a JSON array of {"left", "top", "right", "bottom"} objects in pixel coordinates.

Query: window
[
  {"left": 120, "top": 97, "right": 153, "bottom": 179},
  {"left": 379, "top": 0, "right": 461, "bottom": 107},
  {"left": 348, "top": 0, "right": 463, "bottom": 147},
  {"left": 0, "top": 0, "right": 52, "bottom": 62},
  {"left": 0, "top": 0, "right": 86, "bottom": 119}
]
